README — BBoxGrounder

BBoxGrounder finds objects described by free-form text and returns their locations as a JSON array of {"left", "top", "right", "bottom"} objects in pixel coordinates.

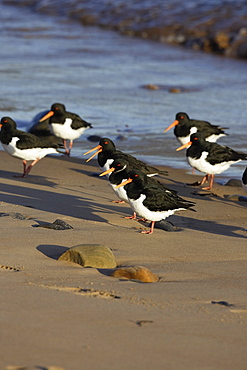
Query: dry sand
[{"left": 0, "top": 150, "right": 247, "bottom": 370}]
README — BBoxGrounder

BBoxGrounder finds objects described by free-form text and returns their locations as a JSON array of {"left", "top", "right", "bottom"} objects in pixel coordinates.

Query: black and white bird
[
  {"left": 242, "top": 167, "right": 247, "bottom": 192},
  {"left": 99, "top": 158, "right": 175, "bottom": 218},
  {"left": 28, "top": 109, "right": 62, "bottom": 145},
  {"left": 164, "top": 112, "right": 228, "bottom": 145},
  {"left": 176, "top": 132, "right": 247, "bottom": 190},
  {"left": 39, "top": 103, "right": 92, "bottom": 155},
  {"left": 84, "top": 137, "right": 168, "bottom": 176},
  {"left": 0, "top": 116, "right": 63, "bottom": 177},
  {"left": 116, "top": 170, "right": 195, "bottom": 234}
]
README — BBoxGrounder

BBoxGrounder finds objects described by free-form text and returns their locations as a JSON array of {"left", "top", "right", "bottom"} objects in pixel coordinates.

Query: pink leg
[
  {"left": 111, "top": 200, "right": 126, "bottom": 203},
  {"left": 124, "top": 212, "right": 137, "bottom": 220},
  {"left": 14, "top": 160, "right": 27, "bottom": 178},
  {"left": 141, "top": 221, "right": 155, "bottom": 234},
  {"left": 199, "top": 174, "right": 209, "bottom": 186},
  {"left": 63, "top": 139, "right": 70, "bottom": 155},
  {"left": 202, "top": 174, "right": 214, "bottom": 190},
  {"left": 24, "top": 158, "right": 41, "bottom": 176}
]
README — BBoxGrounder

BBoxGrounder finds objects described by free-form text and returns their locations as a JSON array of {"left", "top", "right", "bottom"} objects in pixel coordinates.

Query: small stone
[
  {"left": 154, "top": 220, "right": 177, "bottom": 231},
  {"left": 211, "top": 300, "right": 233, "bottom": 307},
  {"left": 227, "top": 194, "right": 247, "bottom": 202},
  {"left": 224, "top": 179, "right": 242, "bottom": 187},
  {"left": 58, "top": 244, "right": 117, "bottom": 268},
  {"left": 35, "top": 219, "right": 73, "bottom": 230},
  {"left": 116, "top": 135, "right": 127, "bottom": 141},
  {"left": 143, "top": 84, "right": 159, "bottom": 90},
  {"left": 169, "top": 88, "right": 181, "bottom": 93},
  {"left": 87, "top": 135, "right": 102, "bottom": 142},
  {"left": 111, "top": 266, "right": 159, "bottom": 283},
  {"left": 0, "top": 212, "right": 30, "bottom": 220}
]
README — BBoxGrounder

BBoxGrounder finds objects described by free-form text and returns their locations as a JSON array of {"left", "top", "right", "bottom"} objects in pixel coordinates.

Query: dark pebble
[
  {"left": 0, "top": 212, "right": 30, "bottom": 220},
  {"left": 211, "top": 300, "right": 234, "bottom": 307},
  {"left": 35, "top": 219, "right": 73, "bottom": 230},
  {"left": 116, "top": 135, "right": 127, "bottom": 141},
  {"left": 154, "top": 220, "right": 177, "bottom": 232},
  {"left": 224, "top": 179, "right": 242, "bottom": 187},
  {"left": 87, "top": 135, "right": 102, "bottom": 142}
]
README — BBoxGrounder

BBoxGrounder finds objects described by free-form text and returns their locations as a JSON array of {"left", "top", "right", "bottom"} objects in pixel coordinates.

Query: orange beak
[
  {"left": 176, "top": 141, "right": 192, "bottom": 151},
  {"left": 164, "top": 120, "right": 179, "bottom": 133},
  {"left": 99, "top": 167, "right": 115, "bottom": 177},
  {"left": 39, "top": 110, "right": 54, "bottom": 122},
  {"left": 0, "top": 124, "right": 2, "bottom": 128},
  {"left": 115, "top": 178, "right": 133, "bottom": 188},
  {"left": 83, "top": 145, "right": 103, "bottom": 162}
]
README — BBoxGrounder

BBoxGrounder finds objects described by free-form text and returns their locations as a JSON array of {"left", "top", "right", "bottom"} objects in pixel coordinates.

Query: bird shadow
[
  {"left": 0, "top": 169, "right": 58, "bottom": 187},
  {"left": 0, "top": 172, "right": 131, "bottom": 224},
  {"left": 171, "top": 214, "right": 246, "bottom": 239}
]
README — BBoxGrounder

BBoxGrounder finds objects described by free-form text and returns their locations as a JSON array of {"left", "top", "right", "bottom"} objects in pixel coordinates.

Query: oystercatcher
[
  {"left": 28, "top": 110, "right": 62, "bottom": 145},
  {"left": 0, "top": 116, "right": 63, "bottom": 177},
  {"left": 242, "top": 167, "right": 247, "bottom": 192},
  {"left": 84, "top": 137, "right": 168, "bottom": 176},
  {"left": 176, "top": 132, "right": 247, "bottom": 190},
  {"left": 100, "top": 158, "right": 175, "bottom": 218},
  {"left": 39, "top": 103, "right": 92, "bottom": 155},
  {"left": 116, "top": 170, "right": 195, "bottom": 234},
  {"left": 164, "top": 112, "right": 228, "bottom": 144}
]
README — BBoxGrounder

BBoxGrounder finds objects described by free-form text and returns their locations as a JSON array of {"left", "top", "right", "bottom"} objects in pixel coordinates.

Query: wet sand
[{"left": 0, "top": 151, "right": 247, "bottom": 370}]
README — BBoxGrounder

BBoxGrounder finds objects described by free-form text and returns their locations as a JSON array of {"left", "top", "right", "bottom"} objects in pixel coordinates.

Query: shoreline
[
  {"left": 1, "top": 151, "right": 247, "bottom": 369},
  {"left": 4, "top": 0, "right": 247, "bottom": 60}
]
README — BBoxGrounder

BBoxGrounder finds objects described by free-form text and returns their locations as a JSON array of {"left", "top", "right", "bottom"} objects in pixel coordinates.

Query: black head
[
  {"left": 190, "top": 132, "right": 206, "bottom": 144},
  {"left": 111, "top": 158, "right": 129, "bottom": 172},
  {"left": 99, "top": 138, "right": 116, "bottom": 152},
  {"left": 50, "top": 103, "right": 66, "bottom": 114},
  {"left": 175, "top": 112, "right": 190, "bottom": 122},
  {"left": 127, "top": 170, "right": 148, "bottom": 187},
  {"left": 0, "top": 116, "right": 17, "bottom": 130}
]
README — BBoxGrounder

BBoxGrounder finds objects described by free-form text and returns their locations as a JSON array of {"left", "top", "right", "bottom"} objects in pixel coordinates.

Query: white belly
[
  {"left": 188, "top": 151, "right": 237, "bottom": 175},
  {"left": 2, "top": 138, "right": 57, "bottom": 161},
  {"left": 50, "top": 118, "right": 87, "bottom": 140},
  {"left": 129, "top": 194, "right": 180, "bottom": 222},
  {"left": 110, "top": 183, "right": 129, "bottom": 202},
  {"left": 101, "top": 159, "right": 114, "bottom": 173}
]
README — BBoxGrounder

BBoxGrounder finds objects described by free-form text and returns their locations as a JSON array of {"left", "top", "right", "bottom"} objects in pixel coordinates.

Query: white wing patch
[
  {"left": 129, "top": 194, "right": 185, "bottom": 221},
  {"left": 188, "top": 151, "right": 238, "bottom": 174},
  {"left": 2, "top": 137, "right": 57, "bottom": 161},
  {"left": 50, "top": 118, "right": 88, "bottom": 140}
]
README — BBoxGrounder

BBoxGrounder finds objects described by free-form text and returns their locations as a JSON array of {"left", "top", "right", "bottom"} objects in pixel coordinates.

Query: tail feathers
[{"left": 158, "top": 170, "right": 169, "bottom": 176}]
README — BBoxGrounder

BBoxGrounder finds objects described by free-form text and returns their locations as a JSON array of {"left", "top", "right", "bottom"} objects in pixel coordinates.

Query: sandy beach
[{"left": 0, "top": 150, "right": 247, "bottom": 370}]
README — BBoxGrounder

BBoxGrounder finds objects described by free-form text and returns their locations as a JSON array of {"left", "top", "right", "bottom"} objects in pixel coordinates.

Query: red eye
[
  {"left": 181, "top": 116, "right": 184, "bottom": 119},
  {"left": 134, "top": 174, "right": 139, "bottom": 178},
  {"left": 194, "top": 137, "right": 198, "bottom": 140},
  {"left": 117, "top": 164, "right": 121, "bottom": 167},
  {"left": 104, "top": 141, "right": 109, "bottom": 145}
]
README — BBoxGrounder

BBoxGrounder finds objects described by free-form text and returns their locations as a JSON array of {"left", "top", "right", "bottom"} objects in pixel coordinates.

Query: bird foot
[
  {"left": 14, "top": 174, "right": 26, "bottom": 178},
  {"left": 111, "top": 200, "right": 125, "bottom": 203},
  {"left": 202, "top": 186, "right": 212, "bottom": 190},
  {"left": 141, "top": 230, "right": 153, "bottom": 234}
]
